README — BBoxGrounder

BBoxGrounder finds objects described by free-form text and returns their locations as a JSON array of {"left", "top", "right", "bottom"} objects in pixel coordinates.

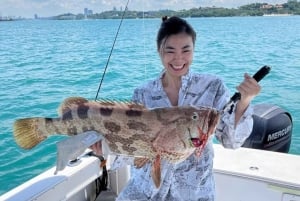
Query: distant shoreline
[
  {"left": 0, "top": 19, "right": 14, "bottom": 21},
  {"left": 2, "top": 1, "right": 300, "bottom": 20},
  {"left": 263, "top": 13, "right": 293, "bottom": 17}
]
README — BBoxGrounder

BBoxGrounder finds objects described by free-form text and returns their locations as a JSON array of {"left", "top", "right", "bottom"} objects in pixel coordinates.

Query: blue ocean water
[{"left": 0, "top": 16, "right": 299, "bottom": 194}]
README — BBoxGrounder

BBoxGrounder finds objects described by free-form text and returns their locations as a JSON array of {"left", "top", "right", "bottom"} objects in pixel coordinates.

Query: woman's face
[{"left": 159, "top": 33, "right": 194, "bottom": 78}]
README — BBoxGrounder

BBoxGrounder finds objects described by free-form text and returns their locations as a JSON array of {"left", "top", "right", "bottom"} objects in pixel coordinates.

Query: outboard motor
[{"left": 242, "top": 104, "right": 292, "bottom": 153}]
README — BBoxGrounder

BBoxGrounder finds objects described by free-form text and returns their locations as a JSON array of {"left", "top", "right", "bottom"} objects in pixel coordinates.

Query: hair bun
[{"left": 162, "top": 16, "right": 168, "bottom": 22}]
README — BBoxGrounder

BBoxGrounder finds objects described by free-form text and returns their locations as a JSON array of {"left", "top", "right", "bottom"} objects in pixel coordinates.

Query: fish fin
[
  {"left": 126, "top": 102, "right": 146, "bottom": 110},
  {"left": 95, "top": 99, "right": 146, "bottom": 110},
  {"left": 13, "top": 118, "right": 47, "bottom": 149},
  {"left": 151, "top": 154, "right": 161, "bottom": 188},
  {"left": 57, "top": 97, "right": 89, "bottom": 116},
  {"left": 58, "top": 97, "right": 146, "bottom": 111},
  {"left": 207, "top": 109, "right": 220, "bottom": 136},
  {"left": 96, "top": 99, "right": 117, "bottom": 105}
]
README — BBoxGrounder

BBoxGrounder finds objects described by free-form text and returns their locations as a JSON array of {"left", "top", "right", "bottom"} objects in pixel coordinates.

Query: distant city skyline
[{"left": 0, "top": 0, "right": 288, "bottom": 18}]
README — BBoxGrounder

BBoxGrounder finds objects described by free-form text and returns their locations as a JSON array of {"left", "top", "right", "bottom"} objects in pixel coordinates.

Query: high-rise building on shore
[{"left": 84, "top": 8, "right": 93, "bottom": 17}]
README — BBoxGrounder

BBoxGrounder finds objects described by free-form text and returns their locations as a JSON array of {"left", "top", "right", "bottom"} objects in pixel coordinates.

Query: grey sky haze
[{"left": 1, "top": 0, "right": 288, "bottom": 18}]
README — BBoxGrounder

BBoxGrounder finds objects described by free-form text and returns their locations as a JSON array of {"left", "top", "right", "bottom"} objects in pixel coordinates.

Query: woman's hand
[
  {"left": 237, "top": 73, "right": 261, "bottom": 105},
  {"left": 235, "top": 73, "right": 261, "bottom": 126},
  {"left": 89, "top": 140, "right": 103, "bottom": 156}
]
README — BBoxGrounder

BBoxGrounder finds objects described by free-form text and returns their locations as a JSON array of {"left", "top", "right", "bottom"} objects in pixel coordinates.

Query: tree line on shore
[{"left": 52, "top": 0, "right": 300, "bottom": 20}]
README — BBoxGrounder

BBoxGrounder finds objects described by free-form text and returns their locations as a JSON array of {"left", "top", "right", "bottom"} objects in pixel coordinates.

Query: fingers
[
  {"left": 134, "top": 157, "right": 150, "bottom": 168},
  {"left": 236, "top": 73, "right": 261, "bottom": 101},
  {"left": 89, "top": 141, "right": 109, "bottom": 169},
  {"left": 89, "top": 141, "right": 103, "bottom": 156}
]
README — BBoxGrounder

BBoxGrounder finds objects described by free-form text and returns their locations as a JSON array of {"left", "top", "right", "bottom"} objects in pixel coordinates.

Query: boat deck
[{"left": 96, "top": 189, "right": 117, "bottom": 201}]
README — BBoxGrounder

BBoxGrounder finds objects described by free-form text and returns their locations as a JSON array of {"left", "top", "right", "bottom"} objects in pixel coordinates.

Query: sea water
[{"left": 0, "top": 16, "right": 299, "bottom": 194}]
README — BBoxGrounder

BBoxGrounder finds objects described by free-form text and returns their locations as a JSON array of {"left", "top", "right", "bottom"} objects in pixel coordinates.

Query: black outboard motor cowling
[{"left": 242, "top": 104, "right": 292, "bottom": 153}]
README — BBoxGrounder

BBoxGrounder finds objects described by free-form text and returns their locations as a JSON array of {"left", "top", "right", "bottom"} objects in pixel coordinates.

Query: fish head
[
  {"left": 152, "top": 106, "right": 220, "bottom": 163},
  {"left": 170, "top": 106, "right": 220, "bottom": 148},
  {"left": 186, "top": 106, "right": 220, "bottom": 148}
]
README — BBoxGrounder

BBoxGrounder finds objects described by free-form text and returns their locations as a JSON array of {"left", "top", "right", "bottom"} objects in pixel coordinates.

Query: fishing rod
[
  {"left": 223, "top": 65, "right": 271, "bottom": 114},
  {"left": 92, "top": 0, "right": 130, "bottom": 194},
  {"left": 94, "top": 0, "right": 130, "bottom": 101}
]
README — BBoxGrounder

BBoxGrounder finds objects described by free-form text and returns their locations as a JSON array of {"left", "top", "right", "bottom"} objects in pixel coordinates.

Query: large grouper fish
[{"left": 13, "top": 97, "right": 220, "bottom": 187}]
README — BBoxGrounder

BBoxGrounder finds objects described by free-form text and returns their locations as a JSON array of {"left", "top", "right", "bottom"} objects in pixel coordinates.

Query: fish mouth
[
  {"left": 190, "top": 137, "right": 203, "bottom": 147},
  {"left": 189, "top": 126, "right": 205, "bottom": 148}
]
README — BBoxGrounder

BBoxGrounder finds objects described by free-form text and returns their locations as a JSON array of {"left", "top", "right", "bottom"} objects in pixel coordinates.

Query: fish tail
[{"left": 13, "top": 118, "right": 48, "bottom": 149}]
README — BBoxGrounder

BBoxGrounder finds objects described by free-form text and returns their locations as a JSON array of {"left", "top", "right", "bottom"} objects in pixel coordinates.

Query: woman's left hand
[
  {"left": 234, "top": 73, "right": 261, "bottom": 126},
  {"left": 236, "top": 73, "right": 261, "bottom": 105}
]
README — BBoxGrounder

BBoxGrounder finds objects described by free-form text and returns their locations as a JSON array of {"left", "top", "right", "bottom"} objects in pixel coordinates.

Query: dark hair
[{"left": 156, "top": 16, "right": 196, "bottom": 51}]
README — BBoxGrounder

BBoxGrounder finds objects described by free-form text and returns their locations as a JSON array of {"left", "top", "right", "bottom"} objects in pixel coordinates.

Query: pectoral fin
[
  {"left": 151, "top": 154, "right": 161, "bottom": 188},
  {"left": 55, "top": 131, "right": 104, "bottom": 174}
]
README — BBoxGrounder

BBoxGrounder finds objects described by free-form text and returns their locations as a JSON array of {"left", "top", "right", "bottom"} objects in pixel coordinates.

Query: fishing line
[
  {"left": 94, "top": 0, "right": 130, "bottom": 101},
  {"left": 142, "top": 0, "right": 147, "bottom": 81}
]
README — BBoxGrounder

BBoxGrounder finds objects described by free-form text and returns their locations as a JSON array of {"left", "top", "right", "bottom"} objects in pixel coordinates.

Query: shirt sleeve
[
  {"left": 214, "top": 93, "right": 254, "bottom": 149},
  {"left": 199, "top": 75, "right": 253, "bottom": 149},
  {"left": 132, "top": 87, "right": 144, "bottom": 104}
]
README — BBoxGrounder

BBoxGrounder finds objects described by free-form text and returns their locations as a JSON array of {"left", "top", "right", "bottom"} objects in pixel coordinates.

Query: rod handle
[{"left": 231, "top": 65, "right": 271, "bottom": 102}]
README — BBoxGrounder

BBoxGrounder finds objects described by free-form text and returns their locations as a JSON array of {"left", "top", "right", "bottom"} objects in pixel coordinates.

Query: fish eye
[{"left": 192, "top": 112, "right": 199, "bottom": 120}]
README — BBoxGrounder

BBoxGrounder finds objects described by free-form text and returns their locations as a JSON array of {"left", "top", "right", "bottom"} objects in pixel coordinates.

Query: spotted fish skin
[
  {"left": 13, "top": 97, "right": 220, "bottom": 188},
  {"left": 14, "top": 97, "right": 220, "bottom": 163}
]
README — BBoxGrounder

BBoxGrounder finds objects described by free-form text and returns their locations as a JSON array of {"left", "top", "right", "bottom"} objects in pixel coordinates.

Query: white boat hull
[{"left": 1, "top": 145, "right": 300, "bottom": 201}]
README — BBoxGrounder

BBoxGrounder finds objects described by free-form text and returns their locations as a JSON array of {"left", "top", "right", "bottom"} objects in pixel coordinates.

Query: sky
[{"left": 0, "top": 0, "right": 288, "bottom": 18}]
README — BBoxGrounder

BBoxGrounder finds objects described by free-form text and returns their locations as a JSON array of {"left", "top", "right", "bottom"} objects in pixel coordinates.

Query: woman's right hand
[{"left": 89, "top": 140, "right": 103, "bottom": 156}]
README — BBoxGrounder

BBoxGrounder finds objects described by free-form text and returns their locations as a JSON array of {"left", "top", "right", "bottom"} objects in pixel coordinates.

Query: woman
[
  {"left": 94, "top": 16, "right": 261, "bottom": 200},
  {"left": 116, "top": 16, "right": 260, "bottom": 200}
]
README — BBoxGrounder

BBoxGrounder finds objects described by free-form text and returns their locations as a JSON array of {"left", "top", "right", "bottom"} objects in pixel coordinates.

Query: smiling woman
[{"left": 99, "top": 16, "right": 261, "bottom": 201}]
